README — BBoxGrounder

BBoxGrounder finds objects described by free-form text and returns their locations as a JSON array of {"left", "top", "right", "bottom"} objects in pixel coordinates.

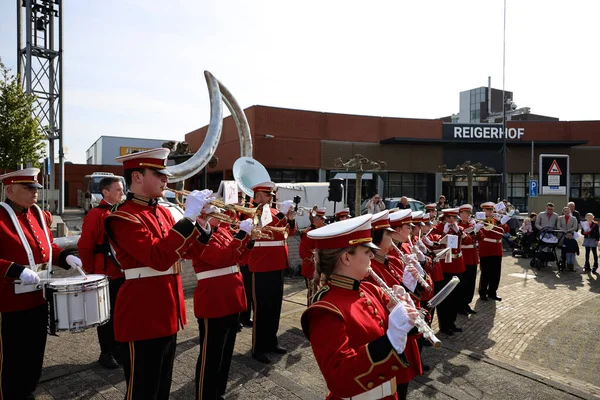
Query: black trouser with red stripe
[
  {"left": 239, "top": 265, "right": 253, "bottom": 324},
  {"left": 97, "top": 277, "right": 124, "bottom": 358},
  {"left": 252, "top": 270, "right": 284, "bottom": 353},
  {"left": 437, "top": 272, "right": 464, "bottom": 331},
  {"left": 195, "top": 313, "right": 239, "bottom": 400},
  {"left": 479, "top": 256, "right": 502, "bottom": 298},
  {"left": 0, "top": 303, "right": 48, "bottom": 400},
  {"left": 462, "top": 264, "right": 478, "bottom": 309},
  {"left": 119, "top": 334, "right": 177, "bottom": 400}
]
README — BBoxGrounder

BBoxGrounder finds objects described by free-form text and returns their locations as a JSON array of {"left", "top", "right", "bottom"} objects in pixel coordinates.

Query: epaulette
[{"left": 105, "top": 203, "right": 140, "bottom": 224}]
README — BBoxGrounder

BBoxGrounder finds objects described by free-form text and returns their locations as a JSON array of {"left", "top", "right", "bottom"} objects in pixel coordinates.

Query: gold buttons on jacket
[
  {"left": 367, "top": 382, "right": 374, "bottom": 389},
  {"left": 392, "top": 365, "right": 399, "bottom": 371},
  {"left": 366, "top": 300, "right": 372, "bottom": 306},
  {"left": 374, "top": 309, "right": 379, "bottom": 315},
  {"left": 379, "top": 375, "right": 386, "bottom": 380},
  {"left": 359, "top": 291, "right": 365, "bottom": 298}
]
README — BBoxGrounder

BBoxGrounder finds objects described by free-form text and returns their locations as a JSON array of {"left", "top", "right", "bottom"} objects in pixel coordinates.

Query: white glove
[
  {"left": 417, "top": 239, "right": 427, "bottom": 253},
  {"left": 386, "top": 302, "right": 415, "bottom": 354},
  {"left": 19, "top": 268, "right": 40, "bottom": 285},
  {"left": 278, "top": 200, "right": 294, "bottom": 215},
  {"left": 239, "top": 219, "right": 254, "bottom": 235},
  {"left": 474, "top": 223, "right": 484, "bottom": 233},
  {"left": 66, "top": 255, "right": 82, "bottom": 269},
  {"left": 443, "top": 222, "right": 450, "bottom": 233},
  {"left": 422, "top": 236, "right": 434, "bottom": 247},
  {"left": 415, "top": 247, "right": 426, "bottom": 262},
  {"left": 452, "top": 222, "right": 460, "bottom": 232},
  {"left": 202, "top": 204, "right": 219, "bottom": 215},
  {"left": 184, "top": 190, "right": 214, "bottom": 221},
  {"left": 402, "top": 266, "right": 418, "bottom": 292}
]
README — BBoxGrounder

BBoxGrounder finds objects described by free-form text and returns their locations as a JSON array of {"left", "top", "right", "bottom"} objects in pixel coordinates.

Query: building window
[
  {"left": 570, "top": 173, "right": 600, "bottom": 199},
  {"left": 507, "top": 173, "right": 532, "bottom": 212},
  {"left": 386, "top": 173, "right": 428, "bottom": 201}
]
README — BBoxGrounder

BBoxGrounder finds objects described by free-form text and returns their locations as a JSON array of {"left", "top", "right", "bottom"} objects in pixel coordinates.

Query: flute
[
  {"left": 391, "top": 242, "right": 432, "bottom": 292},
  {"left": 368, "top": 268, "right": 442, "bottom": 349}
]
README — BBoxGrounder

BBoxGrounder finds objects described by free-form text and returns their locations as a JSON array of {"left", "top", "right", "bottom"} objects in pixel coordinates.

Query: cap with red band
[
  {"left": 443, "top": 207, "right": 460, "bottom": 217},
  {"left": 115, "top": 148, "right": 172, "bottom": 176},
  {"left": 251, "top": 181, "right": 277, "bottom": 197},
  {"left": 371, "top": 210, "right": 395, "bottom": 232},
  {"left": 315, "top": 207, "right": 327, "bottom": 217},
  {"left": 425, "top": 203, "right": 437, "bottom": 211},
  {"left": 307, "top": 214, "right": 379, "bottom": 250},
  {"left": 0, "top": 168, "right": 43, "bottom": 189},
  {"left": 480, "top": 202, "right": 495, "bottom": 210},
  {"left": 389, "top": 209, "right": 413, "bottom": 228},
  {"left": 459, "top": 204, "right": 473, "bottom": 213},
  {"left": 411, "top": 211, "right": 425, "bottom": 226},
  {"left": 335, "top": 207, "right": 351, "bottom": 217}
]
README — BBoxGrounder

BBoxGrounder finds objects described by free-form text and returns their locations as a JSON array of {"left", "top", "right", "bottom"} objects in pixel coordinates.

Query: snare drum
[{"left": 47, "top": 274, "right": 110, "bottom": 333}]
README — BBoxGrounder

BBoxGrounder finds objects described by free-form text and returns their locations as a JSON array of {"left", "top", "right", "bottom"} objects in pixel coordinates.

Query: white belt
[
  {"left": 125, "top": 266, "right": 176, "bottom": 280},
  {"left": 461, "top": 245, "right": 475, "bottom": 249},
  {"left": 196, "top": 265, "right": 239, "bottom": 280},
  {"left": 342, "top": 380, "right": 394, "bottom": 400},
  {"left": 253, "top": 240, "right": 287, "bottom": 248},
  {"left": 483, "top": 238, "right": 502, "bottom": 244}
]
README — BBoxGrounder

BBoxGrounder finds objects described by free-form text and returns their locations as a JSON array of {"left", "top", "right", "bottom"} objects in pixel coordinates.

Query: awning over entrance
[{"left": 334, "top": 173, "right": 373, "bottom": 180}]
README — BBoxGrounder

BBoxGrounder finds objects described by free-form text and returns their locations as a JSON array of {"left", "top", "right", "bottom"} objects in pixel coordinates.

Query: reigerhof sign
[
  {"left": 443, "top": 123, "right": 525, "bottom": 141},
  {"left": 539, "top": 154, "right": 569, "bottom": 195}
]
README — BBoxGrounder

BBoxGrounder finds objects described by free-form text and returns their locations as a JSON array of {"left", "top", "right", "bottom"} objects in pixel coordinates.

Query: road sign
[
  {"left": 547, "top": 160, "right": 562, "bottom": 175},
  {"left": 529, "top": 180, "right": 538, "bottom": 198}
]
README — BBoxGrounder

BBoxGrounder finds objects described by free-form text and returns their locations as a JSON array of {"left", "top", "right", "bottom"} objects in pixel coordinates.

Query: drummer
[
  {"left": 0, "top": 168, "right": 84, "bottom": 400},
  {"left": 301, "top": 214, "right": 419, "bottom": 400},
  {"left": 78, "top": 176, "right": 126, "bottom": 369},
  {"left": 104, "top": 149, "right": 214, "bottom": 399}
]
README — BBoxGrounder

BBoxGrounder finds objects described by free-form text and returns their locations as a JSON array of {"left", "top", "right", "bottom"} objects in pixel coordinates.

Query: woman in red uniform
[
  {"left": 299, "top": 207, "right": 327, "bottom": 305},
  {"left": 301, "top": 214, "right": 419, "bottom": 400},
  {"left": 192, "top": 213, "right": 255, "bottom": 400}
]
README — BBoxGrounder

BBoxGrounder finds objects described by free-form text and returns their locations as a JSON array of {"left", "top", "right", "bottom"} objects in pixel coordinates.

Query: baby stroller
[
  {"left": 529, "top": 228, "right": 566, "bottom": 271},
  {"left": 512, "top": 230, "right": 535, "bottom": 258}
]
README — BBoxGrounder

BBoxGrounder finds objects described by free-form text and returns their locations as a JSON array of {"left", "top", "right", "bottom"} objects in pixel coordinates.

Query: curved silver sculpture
[{"left": 55, "top": 71, "right": 254, "bottom": 250}]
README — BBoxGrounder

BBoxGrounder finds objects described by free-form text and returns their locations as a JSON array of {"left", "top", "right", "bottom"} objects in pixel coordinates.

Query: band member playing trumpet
[
  {"left": 301, "top": 214, "right": 419, "bottom": 400},
  {"left": 299, "top": 207, "right": 327, "bottom": 305},
  {"left": 192, "top": 209, "right": 255, "bottom": 400},
  {"left": 78, "top": 176, "right": 126, "bottom": 369},
  {"left": 478, "top": 202, "right": 510, "bottom": 302},
  {"left": 334, "top": 207, "right": 351, "bottom": 222},
  {"left": 425, "top": 203, "right": 437, "bottom": 222},
  {"left": 248, "top": 181, "right": 297, "bottom": 364},
  {"left": 366, "top": 211, "right": 423, "bottom": 395},
  {"left": 0, "top": 168, "right": 84, "bottom": 400},
  {"left": 104, "top": 149, "right": 213, "bottom": 400}
]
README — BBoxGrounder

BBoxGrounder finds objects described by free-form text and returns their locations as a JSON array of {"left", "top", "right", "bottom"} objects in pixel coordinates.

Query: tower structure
[{"left": 17, "top": 0, "right": 64, "bottom": 214}]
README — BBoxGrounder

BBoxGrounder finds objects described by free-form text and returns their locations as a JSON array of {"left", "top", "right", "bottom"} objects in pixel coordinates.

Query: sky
[{"left": 0, "top": 0, "right": 599, "bottom": 164}]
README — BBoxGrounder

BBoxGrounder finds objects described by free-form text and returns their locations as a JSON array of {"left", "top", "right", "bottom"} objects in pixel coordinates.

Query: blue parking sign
[{"left": 529, "top": 180, "right": 538, "bottom": 198}]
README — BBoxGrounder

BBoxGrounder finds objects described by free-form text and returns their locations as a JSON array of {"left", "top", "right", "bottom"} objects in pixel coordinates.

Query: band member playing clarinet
[
  {"left": 78, "top": 176, "right": 126, "bottom": 369},
  {"left": 192, "top": 210, "right": 255, "bottom": 399},
  {"left": 302, "top": 214, "right": 419, "bottom": 400},
  {"left": 0, "top": 168, "right": 84, "bottom": 400},
  {"left": 104, "top": 149, "right": 213, "bottom": 400},
  {"left": 458, "top": 204, "right": 483, "bottom": 314},
  {"left": 248, "top": 181, "right": 297, "bottom": 364},
  {"left": 299, "top": 207, "right": 327, "bottom": 305}
]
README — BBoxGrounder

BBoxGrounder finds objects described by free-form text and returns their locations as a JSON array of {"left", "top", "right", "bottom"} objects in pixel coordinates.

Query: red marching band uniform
[
  {"left": 247, "top": 181, "right": 297, "bottom": 363},
  {"left": 192, "top": 219, "right": 253, "bottom": 400},
  {"left": 299, "top": 207, "right": 327, "bottom": 305},
  {"left": 430, "top": 208, "right": 466, "bottom": 334},
  {"left": 477, "top": 202, "right": 510, "bottom": 301},
  {"left": 103, "top": 149, "right": 211, "bottom": 400},
  {"left": 457, "top": 204, "right": 483, "bottom": 314},
  {"left": 302, "top": 215, "right": 416, "bottom": 400},
  {"left": 78, "top": 197, "right": 126, "bottom": 367},
  {"left": 0, "top": 168, "right": 76, "bottom": 399}
]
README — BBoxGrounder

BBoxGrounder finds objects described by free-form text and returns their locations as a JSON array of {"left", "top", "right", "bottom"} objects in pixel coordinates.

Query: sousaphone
[{"left": 232, "top": 157, "right": 272, "bottom": 197}]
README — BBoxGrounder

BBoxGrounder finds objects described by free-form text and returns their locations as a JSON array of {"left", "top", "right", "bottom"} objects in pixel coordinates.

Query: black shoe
[
  {"left": 421, "top": 363, "right": 431, "bottom": 372},
  {"left": 241, "top": 318, "right": 253, "bottom": 327},
  {"left": 441, "top": 328, "right": 454, "bottom": 335},
  {"left": 465, "top": 306, "right": 478, "bottom": 314},
  {"left": 270, "top": 345, "right": 288, "bottom": 355},
  {"left": 452, "top": 327, "right": 463, "bottom": 333},
  {"left": 457, "top": 309, "right": 468, "bottom": 316},
  {"left": 25, "top": 395, "right": 35, "bottom": 400},
  {"left": 252, "top": 352, "right": 271, "bottom": 364},
  {"left": 479, "top": 296, "right": 488, "bottom": 301},
  {"left": 593, "top": 267, "right": 598, "bottom": 274},
  {"left": 98, "top": 352, "right": 120, "bottom": 369},
  {"left": 489, "top": 296, "right": 502, "bottom": 301}
]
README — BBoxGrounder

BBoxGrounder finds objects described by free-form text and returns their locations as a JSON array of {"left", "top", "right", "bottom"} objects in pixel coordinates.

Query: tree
[{"left": 0, "top": 58, "right": 46, "bottom": 172}]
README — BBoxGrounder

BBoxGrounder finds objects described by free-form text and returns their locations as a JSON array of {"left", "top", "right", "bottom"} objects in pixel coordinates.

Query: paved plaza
[{"left": 34, "top": 210, "right": 600, "bottom": 399}]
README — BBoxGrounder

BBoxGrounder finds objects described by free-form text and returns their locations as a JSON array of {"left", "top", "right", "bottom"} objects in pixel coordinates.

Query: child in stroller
[
  {"left": 512, "top": 217, "right": 536, "bottom": 258},
  {"left": 529, "top": 227, "right": 566, "bottom": 271}
]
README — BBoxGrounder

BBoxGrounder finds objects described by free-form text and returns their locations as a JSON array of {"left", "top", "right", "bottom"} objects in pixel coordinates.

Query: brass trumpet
[
  {"left": 468, "top": 218, "right": 506, "bottom": 234},
  {"left": 297, "top": 205, "right": 319, "bottom": 217}
]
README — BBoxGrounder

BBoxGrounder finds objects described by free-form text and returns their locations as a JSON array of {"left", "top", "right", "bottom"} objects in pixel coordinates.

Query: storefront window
[
  {"left": 267, "top": 169, "right": 318, "bottom": 184},
  {"left": 569, "top": 173, "right": 600, "bottom": 199},
  {"left": 386, "top": 173, "right": 428, "bottom": 201}
]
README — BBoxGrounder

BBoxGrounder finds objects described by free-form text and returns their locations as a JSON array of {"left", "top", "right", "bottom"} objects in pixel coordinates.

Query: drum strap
[
  {"left": 33, "top": 204, "right": 53, "bottom": 275},
  {"left": 0, "top": 202, "right": 36, "bottom": 270}
]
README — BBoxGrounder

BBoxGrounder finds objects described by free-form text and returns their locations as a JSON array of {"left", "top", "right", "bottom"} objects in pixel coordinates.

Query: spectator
[
  {"left": 582, "top": 213, "right": 599, "bottom": 273},
  {"left": 437, "top": 195, "right": 449, "bottom": 211},
  {"left": 366, "top": 194, "right": 386, "bottom": 214},
  {"left": 568, "top": 201, "right": 581, "bottom": 228},
  {"left": 557, "top": 206, "right": 578, "bottom": 233},
  {"left": 398, "top": 196, "right": 411, "bottom": 210},
  {"left": 519, "top": 217, "right": 535, "bottom": 253},
  {"left": 535, "top": 202, "right": 558, "bottom": 231},
  {"left": 561, "top": 231, "right": 580, "bottom": 272}
]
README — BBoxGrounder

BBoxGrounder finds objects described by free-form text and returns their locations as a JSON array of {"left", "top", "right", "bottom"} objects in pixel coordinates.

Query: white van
[{"left": 276, "top": 182, "right": 345, "bottom": 230}]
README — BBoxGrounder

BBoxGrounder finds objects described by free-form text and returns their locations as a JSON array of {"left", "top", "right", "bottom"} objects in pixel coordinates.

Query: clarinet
[
  {"left": 368, "top": 268, "right": 442, "bottom": 349},
  {"left": 391, "top": 242, "right": 432, "bottom": 292}
]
